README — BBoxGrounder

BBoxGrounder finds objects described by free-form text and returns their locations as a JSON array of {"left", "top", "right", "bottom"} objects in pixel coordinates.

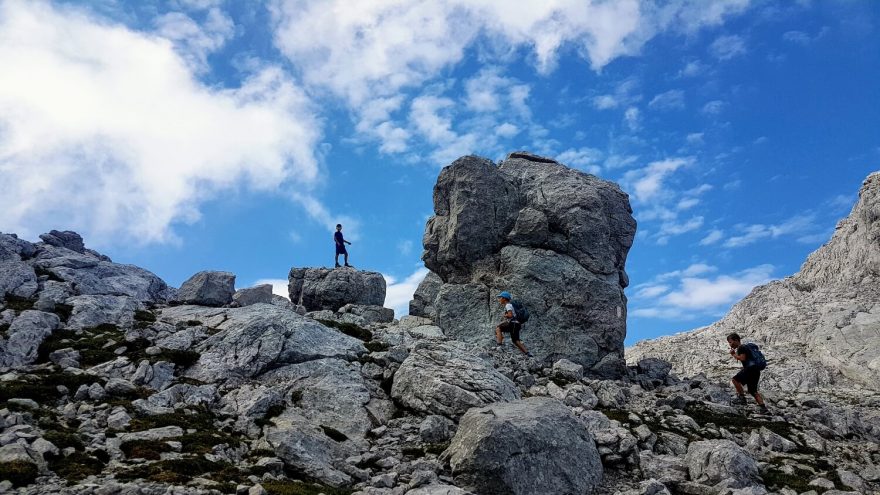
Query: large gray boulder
[
  {"left": 628, "top": 171, "right": 880, "bottom": 392},
  {"left": 232, "top": 284, "right": 275, "bottom": 307},
  {"left": 686, "top": 440, "right": 760, "bottom": 489},
  {"left": 39, "top": 230, "right": 85, "bottom": 253},
  {"left": 288, "top": 266, "right": 386, "bottom": 311},
  {"left": 159, "top": 304, "right": 366, "bottom": 381},
  {"left": 0, "top": 310, "right": 61, "bottom": 368},
  {"left": 0, "top": 259, "right": 37, "bottom": 301},
  {"left": 391, "top": 340, "right": 520, "bottom": 417},
  {"left": 413, "top": 153, "right": 635, "bottom": 374},
  {"left": 174, "top": 271, "right": 236, "bottom": 307},
  {"left": 445, "top": 397, "right": 603, "bottom": 495},
  {"left": 0, "top": 233, "right": 36, "bottom": 261}
]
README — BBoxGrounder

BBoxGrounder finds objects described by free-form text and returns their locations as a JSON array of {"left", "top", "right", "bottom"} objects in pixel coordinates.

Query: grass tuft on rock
[
  {"left": 43, "top": 429, "right": 84, "bottom": 451},
  {"left": 262, "top": 480, "right": 353, "bottom": 495},
  {"left": 3, "top": 295, "right": 36, "bottom": 312},
  {"left": 0, "top": 371, "right": 103, "bottom": 404},
  {"left": 134, "top": 309, "right": 157, "bottom": 322},
  {"left": 180, "top": 431, "right": 240, "bottom": 454},
  {"left": 121, "top": 439, "right": 172, "bottom": 460},
  {"left": 316, "top": 319, "right": 372, "bottom": 341},
  {"left": 48, "top": 452, "right": 106, "bottom": 482},
  {"left": 364, "top": 341, "right": 389, "bottom": 353},
  {"left": 129, "top": 407, "right": 217, "bottom": 432},
  {"left": 117, "top": 457, "right": 229, "bottom": 483},
  {"left": 0, "top": 460, "right": 38, "bottom": 487}
]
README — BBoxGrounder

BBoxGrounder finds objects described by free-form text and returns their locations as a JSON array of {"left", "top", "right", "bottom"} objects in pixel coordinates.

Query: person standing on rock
[
  {"left": 495, "top": 291, "right": 533, "bottom": 357},
  {"left": 334, "top": 224, "right": 352, "bottom": 268},
  {"left": 727, "top": 333, "right": 769, "bottom": 413}
]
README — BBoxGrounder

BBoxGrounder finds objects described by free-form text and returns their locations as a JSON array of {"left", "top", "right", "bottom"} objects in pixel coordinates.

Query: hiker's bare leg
[
  {"left": 514, "top": 340, "right": 529, "bottom": 354},
  {"left": 335, "top": 254, "right": 340, "bottom": 265},
  {"left": 732, "top": 378, "right": 745, "bottom": 396},
  {"left": 344, "top": 253, "right": 349, "bottom": 265},
  {"left": 753, "top": 392, "right": 765, "bottom": 406},
  {"left": 495, "top": 327, "right": 503, "bottom": 344}
]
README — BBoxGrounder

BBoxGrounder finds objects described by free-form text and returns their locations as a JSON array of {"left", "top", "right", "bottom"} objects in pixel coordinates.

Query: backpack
[
  {"left": 745, "top": 343, "right": 767, "bottom": 370},
  {"left": 511, "top": 300, "right": 530, "bottom": 323}
]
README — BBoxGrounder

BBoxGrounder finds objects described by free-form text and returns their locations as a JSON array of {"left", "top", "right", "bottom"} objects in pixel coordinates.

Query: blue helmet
[{"left": 497, "top": 291, "right": 512, "bottom": 300}]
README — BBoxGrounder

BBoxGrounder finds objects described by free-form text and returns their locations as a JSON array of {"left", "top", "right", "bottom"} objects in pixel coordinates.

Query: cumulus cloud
[
  {"left": 270, "top": 0, "right": 750, "bottom": 154},
  {"left": 623, "top": 157, "right": 692, "bottom": 203},
  {"left": 624, "top": 106, "right": 641, "bottom": 131},
  {"left": 155, "top": 7, "right": 235, "bottom": 71},
  {"left": 702, "top": 100, "right": 725, "bottom": 115},
  {"left": 648, "top": 89, "right": 685, "bottom": 110},
  {"left": 723, "top": 214, "right": 818, "bottom": 248},
  {"left": 700, "top": 228, "right": 724, "bottom": 246},
  {"left": 0, "top": 0, "right": 320, "bottom": 245},
  {"left": 631, "top": 264, "right": 774, "bottom": 319},
  {"left": 709, "top": 34, "right": 746, "bottom": 60},
  {"left": 556, "top": 147, "right": 603, "bottom": 173},
  {"left": 384, "top": 267, "right": 429, "bottom": 317},
  {"left": 252, "top": 278, "right": 291, "bottom": 300}
]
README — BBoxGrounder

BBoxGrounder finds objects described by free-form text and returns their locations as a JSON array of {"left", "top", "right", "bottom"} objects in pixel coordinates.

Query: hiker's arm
[
  {"left": 731, "top": 351, "right": 747, "bottom": 362},
  {"left": 503, "top": 310, "right": 513, "bottom": 318}
]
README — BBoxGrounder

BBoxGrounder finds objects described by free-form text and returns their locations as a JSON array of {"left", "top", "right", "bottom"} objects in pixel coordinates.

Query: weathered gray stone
[
  {"left": 65, "top": 294, "right": 140, "bottom": 329},
  {"left": 416, "top": 153, "right": 634, "bottom": 372},
  {"left": 637, "top": 358, "right": 672, "bottom": 381},
  {"left": 0, "top": 310, "right": 60, "bottom": 368},
  {"left": 446, "top": 397, "right": 602, "bottom": 495},
  {"left": 159, "top": 305, "right": 365, "bottom": 381},
  {"left": 419, "top": 415, "right": 454, "bottom": 444},
  {"left": 233, "top": 284, "right": 274, "bottom": 307},
  {"left": 553, "top": 358, "right": 584, "bottom": 381},
  {"left": 391, "top": 340, "right": 519, "bottom": 417},
  {"left": 104, "top": 378, "right": 137, "bottom": 396},
  {"left": 0, "top": 233, "right": 36, "bottom": 261},
  {"left": 48, "top": 347, "right": 80, "bottom": 368},
  {"left": 339, "top": 304, "right": 395, "bottom": 324},
  {"left": 409, "top": 271, "right": 442, "bottom": 319},
  {"left": 39, "top": 230, "right": 86, "bottom": 253},
  {"left": 405, "top": 485, "right": 471, "bottom": 495},
  {"left": 0, "top": 260, "right": 37, "bottom": 302},
  {"left": 686, "top": 440, "right": 760, "bottom": 489},
  {"left": 288, "top": 267, "right": 386, "bottom": 311},
  {"left": 174, "top": 271, "right": 236, "bottom": 306}
]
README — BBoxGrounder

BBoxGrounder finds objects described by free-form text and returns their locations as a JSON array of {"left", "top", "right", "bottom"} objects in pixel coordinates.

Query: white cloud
[
  {"left": 648, "top": 89, "right": 685, "bottom": 110},
  {"left": 632, "top": 264, "right": 774, "bottom": 319},
  {"left": 677, "top": 197, "right": 700, "bottom": 210},
  {"left": 593, "top": 78, "right": 641, "bottom": 110},
  {"left": 623, "top": 157, "right": 692, "bottom": 203},
  {"left": 709, "top": 34, "right": 746, "bottom": 60},
  {"left": 253, "top": 278, "right": 290, "bottom": 300},
  {"left": 291, "top": 193, "right": 362, "bottom": 241},
  {"left": 678, "top": 59, "right": 707, "bottom": 77},
  {"left": 624, "top": 106, "right": 641, "bottom": 131},
  {"left": 270, "top": 0, "right": 749, "bottom": 154},
  {"left": 723, "top": 214, "right": 818, "bottom": 248},
  {"left": 383, "top": 267, "right": 429, "bottom": 318},
  {"left": 782, "top": 30, "right": 810, "bottom": 44},
  {"left": 634, "top": 284, "right": 669, "bottom": 298},
  {"left": 557, "top": 147, "right": 603, "bottom": 172},
  {"left": 495, "top": 123, "right": 520, "bottom": 138},
  {"left": 0, "top": 1, "right": 320, "bottom": 245},
  {"left": 155, "top": 7, "right": 234, "bottom": 72},
  {"left": 700, "top": 228, "right": 724, "bottom": 245},
  {"left": 398, "top": 240, "right": 414, "bottom": 256},
  {"left": 702, "top": 100, "right": 725, "bottom": 115},
  {"left": 686, "top": 132, "right": 704, "bottom": 144},
  {"left": 464, "top": 67, "right": 530, "bottom": 116},
  {"left": 604, "top": 154, "right": 639, "bottom": 169}
]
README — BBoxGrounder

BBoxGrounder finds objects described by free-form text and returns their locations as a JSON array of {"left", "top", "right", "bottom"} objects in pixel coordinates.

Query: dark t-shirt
[
  {"left": 736, "top": 344, "right": 755, "bottom": 368},
  {"left": 334, "top": 231, "right": 344, "bottom": 246}
]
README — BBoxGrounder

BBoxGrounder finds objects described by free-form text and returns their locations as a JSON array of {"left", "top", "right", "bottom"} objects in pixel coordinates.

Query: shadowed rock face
[
  {"left": 413, "top": 152, "right": 636, "bottom": 374},
  {"left": 628, "top": 171, "right": 880, "bottom": 392}
]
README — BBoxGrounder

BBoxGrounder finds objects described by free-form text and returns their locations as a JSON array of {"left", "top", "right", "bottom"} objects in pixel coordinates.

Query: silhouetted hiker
[
  {"left": 495, "top": 291, "right": 533, "bottom": 357},
  {"left": 334, "top": 224, "right": 352, "bottom": 268},
  {"left": 727, "top": 332, "right": 769, "bottom": 412}
]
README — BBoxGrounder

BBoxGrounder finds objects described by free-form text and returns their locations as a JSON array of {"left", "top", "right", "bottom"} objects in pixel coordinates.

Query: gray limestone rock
[
  {"left": 65, "top": 294, "right": 140, "bottom": 329},
  {"left": 0, "top": 310, "right": 60, "bottom": 368},
  {"left": 419, "top": 415, "right": 454, "bottom": 444},
  {"left": 288, "top": 267, "right": 386, "bottom": 311},
  {"left": 39, "top": 230, "right": 85, "bottom": 253},
  {"left": 159, "top": 304, "right": 365, "bottom": 381},
  {"left": 339, "top": 304, "right": 395, "bottom": 324},
  {"left": 685, "top": 440, "right": 761, "bottom": 489},
  {"left": 391, "top": 340, "right": 520, "bottom": 417},
  {"left": 445, "top": 397, "right": 603, "bottom": 495},
  {"left": 629, "top": 172, "right": 880, "bottom": 392},
  {"left": 415, "top": 153, "right": 635, "bottom": 372},
  {"left": 233, "top": 284, "right": 274, "bottom": 307},
  {"left": 405, "top": 486, "right": 471, "bottom": 495},
  {"left": 174, "top": 271, "right": 236, "bottom": 307},
  {"left": 0, "top": 260, "right": 37, "bottom": 301},
  {"left": 0, "top": 233, "right": 36, "bottom": 261}
]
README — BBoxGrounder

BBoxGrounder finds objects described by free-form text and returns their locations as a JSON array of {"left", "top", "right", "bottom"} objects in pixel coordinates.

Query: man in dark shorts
[
  {"left": 495, "top": 291, "right": 533, "bottom": 357},
  {"left": 727, "top": 332, "right": 768, "bottom": 412},
  {"left": 334, "top": 224, "right": 352, "bottom": 268}
]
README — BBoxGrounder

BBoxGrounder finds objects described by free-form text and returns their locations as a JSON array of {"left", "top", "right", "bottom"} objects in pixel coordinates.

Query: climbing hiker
[
  {"left": 727, "top": 332, "right": 769, "bottom": 412},
  {"left": 495, "top": 291, "right": 533, "bottom": 357},
  {"left": 334, "top": 224, "right": 352, "bottom": 268}
]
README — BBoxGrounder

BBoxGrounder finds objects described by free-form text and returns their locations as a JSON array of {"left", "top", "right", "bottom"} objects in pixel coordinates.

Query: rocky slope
[
  {"left": 0, "top": 162, "right": 878, "bottom": 495},
  {"left": 628, "top": 171, "right": 880, "bottom": 394},
  {"left": 411, "top": 152, "right": 636, "bottom": 376}
]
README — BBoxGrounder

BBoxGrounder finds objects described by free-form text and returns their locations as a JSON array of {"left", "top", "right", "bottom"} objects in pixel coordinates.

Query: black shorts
[
  {"left": 498, "top": 321, "right": 522, "bottom": 342},
  {"left": 733, "top": 366, "right": 761, "bottom": 394},
  {"left": 336, "top": 245, "right": 347, "bottom": 255}
]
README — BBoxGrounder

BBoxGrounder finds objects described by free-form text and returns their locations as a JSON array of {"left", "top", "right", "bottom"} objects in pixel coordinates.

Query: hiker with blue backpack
[
  {"left": 495, "top": 291, "right": 533, "bottom": 357},
  {"left": 727, "top": 332, "right": 769, "bottom": 412}
]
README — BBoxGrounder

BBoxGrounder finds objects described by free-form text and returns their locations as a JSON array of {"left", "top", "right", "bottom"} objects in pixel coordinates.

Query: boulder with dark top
[
  {"left": 445, "top": 397, "right": 603, "bottom": 495},
  {"left": 174, "top": 270, "right": 236, "bottom": 307},
  {"left": 288, "top": 266, "right": 386, "bottom": 312},
  {"left": 412, "top": 152, "right": 636, "bottom": 374},
  {"left": 233, "top": 284, "right": 274, "bottom": 307},
  {"left": 38, "top": 230, "right": 86, "bottom": 254}
]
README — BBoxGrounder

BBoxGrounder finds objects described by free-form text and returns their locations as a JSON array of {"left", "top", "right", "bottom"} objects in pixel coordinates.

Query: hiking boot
[
  {"left": 733, "top": 395, "right": 748, "bottom": 406},
  {"left": 334, "top": 263, "right": 341, "bottom": 268},
  {"left": 344, "top": 263, "right": 353, "bottom": 268},
  {"left": 526, "top": 352, "right": 534, "bottom": 358},
  {"left": 758, "top": 404, "right": 770, "bottom": 413}
]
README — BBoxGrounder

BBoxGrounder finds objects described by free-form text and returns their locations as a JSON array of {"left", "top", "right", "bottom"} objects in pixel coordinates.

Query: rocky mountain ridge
[{"left": 0, "top": 157, "right": 877, "bottom": 495}]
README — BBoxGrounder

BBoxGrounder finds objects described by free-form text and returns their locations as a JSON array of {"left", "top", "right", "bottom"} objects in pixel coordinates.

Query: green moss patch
[
  {"left": 37, "top": 324, "right": 127, "bottom": 367},
  {"left": 51, "top": 303, "right": 74, "bottom": 323},
  {"left": 179, "top": 431, "right": 240, "bottom": 454},
  {"left": 597, "top": 408, "right": 630, "bottom": 423},
  {"left": 762, "top": 466, "right": 829, "bottom": 493},
  {"left": 317, "top": 319, "right": 372, "bottom": 341},
  {"left": 49, "top": 452, "right": 106, "bottom": 482},
  {"left": 0, "top": 460, "right": 38, "bottom": 487},
  {"left": 134, "top": 310, "right": 157, "bottom": 322},
  {"left": 129, "top": 408, "right": 216, "bottom": 432},
  {"left": 3, "top": 295, "right": 36, "bottom": 312},
  {"left": 262, "top": 480, "right": 353, "bottom": 495},
  {"left": 121, "top": 439, "right": 171, "bottom": 460},
  {"left": 0, "top": 322, "right": 9, "bottom": 338},
  {"left": 117, "top": 457, "right": 230, "bottom": 484},
  {"left": 43, "top": 430, "right": 84, "bottom": 451},
  {"left": 683, "top": 404, "right": 800, "bottom": 441},
  {"left": 0, "top": 371, "right": 103, "bottom": 404},
  {"left": 364, "top": 341, "right": 389, "bottom": 353}
]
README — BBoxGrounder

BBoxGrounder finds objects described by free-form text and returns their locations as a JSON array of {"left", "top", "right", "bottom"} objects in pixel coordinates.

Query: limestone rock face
[
  {"left": 391, "top": 340, "right": 520, "bottom": 417},
  {"left": 0, "top": 310, "right": 61, "bottom": 367},
  {"left": 414, "top": 153, "right": 636, "bottom": 373},
  {"left": 445, "top": 397, "right": 603, "bottom": 495},
  {"left": 174, "top": 271, "right": 236, "bottom": 307},
  {"left": 685, "top": 440, "right": 760, "bottom": 489},
  {"left": 232, "top": 284, "right": 274, "bottom": 307},
  {"left": 628, "top": 171, "right": 880, "bottom": 392},
  {"left": 288, "top": 266, "right": 386, "bottom": 312}
]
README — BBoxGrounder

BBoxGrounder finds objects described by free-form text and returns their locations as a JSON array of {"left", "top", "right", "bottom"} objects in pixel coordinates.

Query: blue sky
[{"left": 1, "top": 0, "right": 878, "bottom": 345}]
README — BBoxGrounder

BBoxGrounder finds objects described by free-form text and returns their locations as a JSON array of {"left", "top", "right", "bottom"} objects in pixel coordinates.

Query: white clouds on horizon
[
  {"left": 0, "top": 0, "right": 321, "bottom": 245},
  {"left": 384, "top": 267, "right": 429, "bottom": 318}
]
